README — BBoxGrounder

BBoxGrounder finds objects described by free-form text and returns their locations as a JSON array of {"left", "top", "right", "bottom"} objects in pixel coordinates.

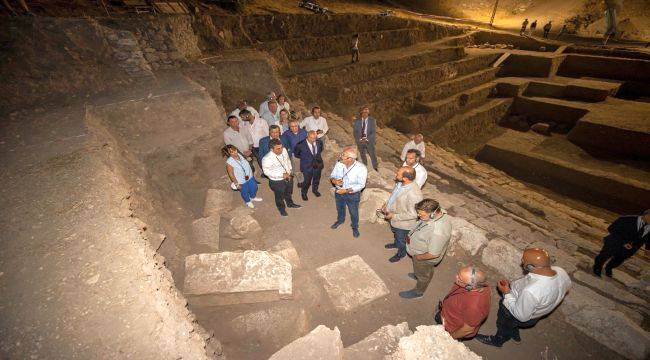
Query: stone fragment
[
  {"left": 573, "top": 271, "right": 645, "bottom": 305},
  {"left": 191, "top": 216, "right": 220, "bottom": 250},
  {"left": 481, "top": 239, "right": 523, "bottom": 280},
  {"left": 183, "top": 251, "right": 292, "bottom": 306},
  {"left": 269, "top": 325, "right": 343, "bottom": 360},
  {"left": 359, "top": 188, "right": 390, "bottom": 224},
  {"left": 388, "top": 325, "right": 481, "bottom": 360},
  {"left": 560, "top": 282, "right": 617, "bottom": 316},
  {"left": 564, "top": 307, "right": 650, "bottom": 360},
  {"left": 450, "top": 217, "right": 488, "bottom": 256},
  {"left": 227, "top": 207, "right": 261, "bottom": 239},
  {"left": 317, "top": 255, "right": 390, "bottom": 312},
  {"left": 230, "top": 305, "right": 309, "bottom": 348},
  {"left": 271, "top": 240, "right": 301, "bottom": 269},
  {"left": 203, "top": 188, "right": 232, "bottom": 217},
  {"left": 344, "top": 322, "right": 412, "bottom": 360},
  {"left": 448, "top": 205, "right": 477, "bottom": 220},
  {"left": 531, "top": 122, "right": 551, "bottom": 135}
]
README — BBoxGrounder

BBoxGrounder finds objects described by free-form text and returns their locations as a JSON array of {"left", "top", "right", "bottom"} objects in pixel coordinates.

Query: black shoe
[
  {"left": 352, "top": 228, "right": 360, "bottom": 238},
  {"left": 297, "top": 182, "right": 303, "bottom": 188},
  {"left": 605, "top": 268, "right": 613, "bottom": 278},
  {"left": 389, "top": 254, "right": 403, "bottom": 263},
  {"left": 384, "top": 243, "right": 397, "bottom": 249},
  {"left": 301, "top": 193, "right": 308, "bottom": 201},
  {"left": 593, "top": 266, "right": 602, "bottom": 278},
  {"left": 512, "top": 333, "right": 521, "bottom": 344},
  {"left": 287, "top": 203, "right": 302, "bottom": 209},
  {"left": 408, "top": 273, "right": 418, "bottom": 280},
  {"left": 331, "top": 222, "right": 342, "bottom": 229},
  {"left": 279, "top": 209, "right": 288, "bottom": 217},
  {"left": 399, "top": 289, "right": 423, "bottom": 299},
  {"left": 313, "top": 191, "right": 321, "bottom": 197},
  {"left": 373, "top": 167, "right": 379, "bottom": 172},
  {"left": 475, "top": 334, "right": 503, "bottom": 347}
]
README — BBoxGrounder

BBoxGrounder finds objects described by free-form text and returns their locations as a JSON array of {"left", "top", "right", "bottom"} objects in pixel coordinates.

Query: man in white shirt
[
  {"left": 240, "top": 109, "right": 269, "bottom": 168},
  {"left": 330, "top": 147, "right": 368, "bottom": 238},
  {"left": 229, "top": 100, "right": 259, "bottom": 121},
  {"left": 262, "top": 138, "right": 301, "bottom": 217},
  {"left": 403, "top": 149, "right": 427, "bottom": 188},
  {"left": 400, "top": 134, "right": 426, "bottom": 161},
  {"left": 259, "top": 91, "right": 277, "bottom": 116},
  {"left": 301, "top": 106, "right": 329, "bottom": 139},
  {"left": 223, "top": 115, "right": 252, "bottom": 155},
  {"left": 476, "top": 248, "right": 571, "bottom": 347},
  {"left": 260, "top": 100, "right": 281, "bottom": 127}
]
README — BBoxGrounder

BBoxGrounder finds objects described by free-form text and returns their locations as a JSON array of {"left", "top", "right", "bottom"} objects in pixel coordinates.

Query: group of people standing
[{"left": 519, "top": 18, "right": 557, "bottom": 39}]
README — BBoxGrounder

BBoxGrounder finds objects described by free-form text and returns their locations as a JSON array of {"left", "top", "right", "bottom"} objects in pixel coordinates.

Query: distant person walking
[
  {"left": 520, "top": 18, "right": 529, "bottom": 36},
  {"left": 556, "top": 24, "right": 568, "bottom": 39},
  {"left": 603, "top": 6, "right": 618, "bottom": 45},
  {"left": 529, "top": 20, "right": 538, "bottom": 36},
  {"left": 543, "top": 21, "right": 552, "bottom": 38},
  {"left": 351, "top": 33, "right": 360, "bottom": 63},
  {"left": 353, "top": 107, "right": 378, "bottom": 171},
  {"left": 593, "top": 210, "right": 650, "bottom": 277}
]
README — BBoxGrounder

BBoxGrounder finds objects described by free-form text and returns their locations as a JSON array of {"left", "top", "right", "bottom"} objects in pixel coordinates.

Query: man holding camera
[
  {"left": 330, "top": 147, "right": 368, "bottom": 238},
  {"left": 262, "top": 139, "right": 301, "bottom": 217},
  {"left": 293, "top": 131, "right": 324, "bottom": 201},
  {"left": 383, "top": 167, "right": 423, "bottom": 263}
]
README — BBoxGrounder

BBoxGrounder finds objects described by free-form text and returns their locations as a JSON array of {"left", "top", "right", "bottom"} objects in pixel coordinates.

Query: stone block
[
  {"left": 203, "top": 188, "right": 232, "bottom": 217},
  {"left": 317, "top": 255, "right": 390, "bottom": 312},
  {"left": 226, "top": 207, "right": 262, "bottom": 239},
  {"left": 573, "top": 271, "right": 645, "bottom": 305},
  {"left": 360, "top": 188, "right": 390, "bottom": 224},
  {"left": 183, "top": 251, "right": 292, "bottom": 306},
  {"left": 481, "top": 239, "right": 523, "bottom": 280},
  {"left": 191, "top": 216, "right": 219, "bottom": 250},
  {"left": 531, "top": 122, "right": 551, "bottom": 135},
  {"left": 448, "top": 205, "right": 477, "bottom": 220},
  {"left": 450, "top": 217, "right": 488, "bottom": 256},
  {"left": 269, "top": 325, "right": 343, "bottom": 360},
  {"left": 367, "top": 171, "right": 393, "bottom": 190},
  {"left": 344, "top": 322, "right": 412, "bottom": 360},
  {"left": 388, "top": 325, "right": 481, "bottom": 360},
  {"left": 565, "top": 307, "right": 650, "bottom": 360},
  {"left": 230, "top": 305, "right": 309, "bottom": 349},
  {"left": 560, "top": 282, "right": 617, "bottom": 316},
  {"left": 271, "top": 240, "right": 301, "bottom": 269}
]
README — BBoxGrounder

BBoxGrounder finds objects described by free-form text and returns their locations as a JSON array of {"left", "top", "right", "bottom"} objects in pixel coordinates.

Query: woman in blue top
[{"left": 222, "top": 145, "right": 262, "bottom": 208}]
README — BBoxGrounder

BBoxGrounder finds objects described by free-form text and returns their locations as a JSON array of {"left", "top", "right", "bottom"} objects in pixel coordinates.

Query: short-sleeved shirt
[
  {"left": 441, "top": 284, "right": 491, "bottom": 337},
  {"left": 227, "top": 156, "right": 253, "bottom": 184},
  {"left": 406, "top": 212, "right": 452, "bottom": 265}
]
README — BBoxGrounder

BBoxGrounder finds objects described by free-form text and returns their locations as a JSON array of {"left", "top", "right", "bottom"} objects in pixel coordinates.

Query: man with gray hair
[
  {"left": 259, "top": 91, "right": 277, "bottom": 115},
  {"left": 330, "top": 147, "right": 368, "bottom": 238}
]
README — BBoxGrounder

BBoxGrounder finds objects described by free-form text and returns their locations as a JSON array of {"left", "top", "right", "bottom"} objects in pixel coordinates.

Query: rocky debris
[
  {"left": 191, "top": 216, "right": 220, "bottom": 250},
  {"left": 224, "top": 207, "right": 262, "bottom": 240},
  {"left": 344, "top": 322, "right": 412, "bottom": 360},
  {"left": 271, "top": 240, "right": 301, "bottom": 269},
  {"left": 481, "top": 239, "right": 523, "bottom": 280},
  {"left": 367, "top": 170, "right": 394, "bottom": 190},
  {"left": 230, "top": 305, "right": 310, "bottom": 349},
  {"left": 103, "top": 27, "right": 154, "bottom": 78},
  {"left": 573, "top": 271, "right": 645, "bottom": 306},
  {"left": 564, "top": 306, "right": 650, "bottom": 360},
  {"left": 183, "top": 251, "right": 292, "bottom": 306},
  {"left": 531, "top": 122, "right": 551, "bottom": 135},
  {"left": 203, "top": 188, "right": 232, "bottom": 217},
  {"left": 269, "top": 325, "right": 343, "bottom": 360},
  {"left": 359, "top": 188, "right": 391, "bottom": 224},
  {"left": 388, "top": 325, "right": 481, "bottom": 360},
  {"left": 449, "top": 217, "right": 488, "bottom": 256},
  {"left": 317, "top": 255, "right": 390, "bottom": 312}
]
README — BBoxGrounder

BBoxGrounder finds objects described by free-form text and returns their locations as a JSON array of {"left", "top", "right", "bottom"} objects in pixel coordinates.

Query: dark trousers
[
  {"left": 594, "top": 235, "right": 637, "bottom": 273},
  {"left": 252, "top": 147, "right": 262, "bottom": 168},
  {"left": 357, "top": 141, "right": 378, "bottom": 170},
  {"left": 268, "top": 178, "right": 294, "bottom": 212},
  {"left": 412, "top": 257, "right": 435, "bottom": 294},
  {"left": 302, "top": 168, "right": 322, "bottom": 195},
  {"left": 391, "top": 226, "right": 409, "bottom": 259},
  {"left": 335, "top": 192, "right": 360, "bottom": 230},
  {"left": 351, "top": 48, "right": 359, "bottom": 62},
  {"left": 494, "top": 300, "right": 538, "bottom": 344},
  {"left": 543, "top": 30, "right": 550, "bottom": 38}
]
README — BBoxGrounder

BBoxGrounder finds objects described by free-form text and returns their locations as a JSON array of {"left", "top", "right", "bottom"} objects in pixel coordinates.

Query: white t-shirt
[
  {"left": 248, "top": 118, "right": 269, "bottom": 148},
  {"left": 262, "top": 148, "right": 292, "bottom": 181},
  {"left": 301, "top": 116, "right": 329, "bottom": 138},
  {"left": 503, "top": 266, "right": 571, "bottom": 322},
  {"left": 401, "top": 140, "right": 426, "bottom": 161},
  {"left": 403, "top": 161, "right": 428, "bottom": 188}
]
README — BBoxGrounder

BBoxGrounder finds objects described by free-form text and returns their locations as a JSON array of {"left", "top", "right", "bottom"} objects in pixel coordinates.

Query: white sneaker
[
  {"left": 251, "top": 197, "right": 263, "bottom": 202},
  {"left": 246, "top": 202, "right": 255, "bottom": 208}
]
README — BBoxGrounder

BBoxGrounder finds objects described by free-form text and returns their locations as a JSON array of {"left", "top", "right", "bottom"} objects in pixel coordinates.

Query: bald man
[
  {"left": 476, "top": 248, "right": 571, "bottom": 347},
  {"left": 382, "top": 166, "right": 423, "bottom": 263},
  {"left": 435, "top": 266, "right": 491, "bottom": 339}
]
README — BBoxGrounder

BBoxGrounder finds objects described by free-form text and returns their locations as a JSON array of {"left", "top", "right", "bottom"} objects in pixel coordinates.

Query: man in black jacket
[
  {"left": 593, "top": 210, "right": 650, "bottom": 277},
  {"left": 294, "top": 130, "right": 324, "bottom": 201}
]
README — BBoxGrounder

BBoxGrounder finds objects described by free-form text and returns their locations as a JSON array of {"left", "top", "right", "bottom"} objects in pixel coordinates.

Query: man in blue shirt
[
  {"left": 330, "top": 147, "right": 368, "bottom": 238},
  {"left": 259, "top": 125, "right": 287, "bottom": 160},
  {"left": 282, "top": 119, "right": 307, "bottom": 186}
]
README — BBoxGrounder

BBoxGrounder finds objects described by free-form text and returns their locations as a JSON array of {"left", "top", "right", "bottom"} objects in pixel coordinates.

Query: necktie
[
  {"left": 361, "top": 119, "right": 367, "bottom": 138},
  {"left": 311, "top": 142, "right": 316, "bottom": 155}
]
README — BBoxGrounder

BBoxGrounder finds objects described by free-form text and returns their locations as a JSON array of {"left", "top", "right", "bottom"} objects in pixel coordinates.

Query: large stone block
[
  {"left": 269, "top": 325, "right": 343, "bottom": 360},
  {"left": 225, "top": 207, "right": 262, "bottom": 239},
  {"left": 191, "top": 216, "right": 220, "bottom": 250},
  {"left": 481, "top": 239, "right": 523, "bottom": 280},
  {"left": 388, "top": 325, "right": 481, "bottom": 360},
  {"left": 565, "top": 307, "right": 650, "bottom": 360},
  {"left": 344, "top": 322, "right": 412, "bottom": 360},
  {"left": 573, "top": 271, "right": 645, "bottom": 306},
  {"left": 449, "top": 217, "right": 488, "bottom": 256},
  {"left": 203, "top": 188, "right": 232, "bottom": 217},
  {"left": 317, "top": 255, "right": 390, "bottom": 312},
  {"left": 183, "top": 251, "right": 292, "bottom": 306},
  {"left": 359, "top": 188, "right": 391, "bottom": 224},
  {"left": 229, "top": 304, "right": 310, "bottom": 349},
  {"left": 271, "top": 240, "right": 301, "bottom": 269}
]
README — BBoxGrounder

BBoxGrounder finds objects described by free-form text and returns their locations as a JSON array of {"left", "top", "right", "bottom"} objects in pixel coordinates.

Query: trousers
[
  {"left": 335, "top": 192, "right": 360, "bottom": 229},
  {"left": 268, "top": 178, "right": 294, "bottom": 212},
  {"left": 390, "top": 226, "right": 409, "bottom": 258},
  {"left": 302, "top": 168, "right": 322, "bottom": 195},
  {"left": 593, "top": 235, "right": 639, "bottom": 273},
  {"left": 357, "top": 141, "right": 378, "bottom": 170},
  {"left": 493, "top": 300, "right": 538, "bottom": 344},
  {"left": 239, "top": 177, "right": 258, "bottom": 203},
  {"left": 412, "top": 256, "right": 435, "bottom": 294}
]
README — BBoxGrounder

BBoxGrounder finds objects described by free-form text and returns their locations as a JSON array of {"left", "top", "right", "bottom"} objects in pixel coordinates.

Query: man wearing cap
[
  {"left": 593, "top": 209, "right": 650, "bottom": 277},
  {"left": 476, "top": 248, "right": 571, "bottom": 347}
]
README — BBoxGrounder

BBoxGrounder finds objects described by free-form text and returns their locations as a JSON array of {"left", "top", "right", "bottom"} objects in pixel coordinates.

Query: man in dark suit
[
  {"left": 593, "top": 209, "right": 650, "bottom": 277},
  {"left": 353, "top": 106, "right": 378, "bottom": 171},
  {"left": 294, "top": 130, "right": 324, "bottom": 201}
]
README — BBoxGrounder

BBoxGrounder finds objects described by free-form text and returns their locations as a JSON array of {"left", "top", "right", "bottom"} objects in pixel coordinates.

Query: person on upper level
[{"left": 400, "top": 134, "right": 426, "bottom": 161}]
